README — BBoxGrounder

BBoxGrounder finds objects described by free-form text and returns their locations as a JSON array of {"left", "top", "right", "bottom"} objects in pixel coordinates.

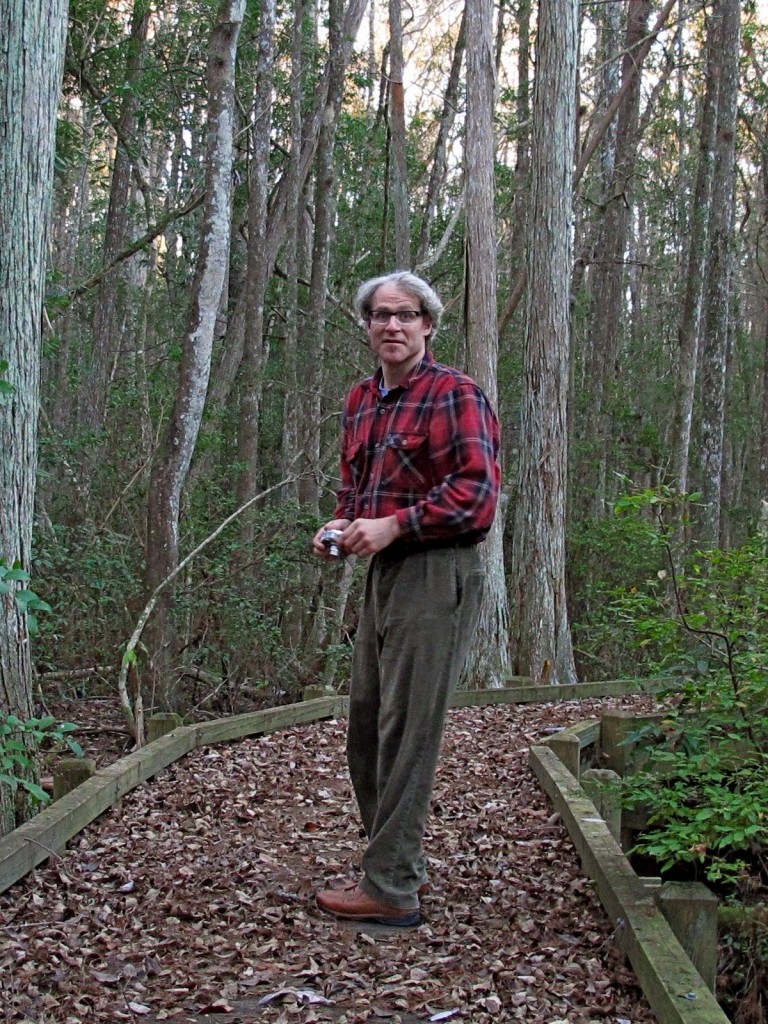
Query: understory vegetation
[{"left": 584, "top": 488, "right": 768, "bottom": 1022}]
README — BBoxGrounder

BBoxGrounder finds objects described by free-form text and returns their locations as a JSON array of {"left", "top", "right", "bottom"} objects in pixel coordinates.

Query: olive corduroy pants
[{"left": 346, "top": 544, "right": 485, "bottom": 910}]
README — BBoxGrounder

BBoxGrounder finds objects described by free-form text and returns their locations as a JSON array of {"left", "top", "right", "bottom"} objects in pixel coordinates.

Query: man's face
[{"left": 366, "top": 284, "right": 432, "bottom": 384}]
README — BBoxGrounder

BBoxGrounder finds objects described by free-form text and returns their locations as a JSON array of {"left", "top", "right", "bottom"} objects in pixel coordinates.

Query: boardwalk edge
[
  {"left": 529, "top": 743, "right": 730, "bottom": 1024},
  {"left": 0, "top": 695, "right": 348, "bottom": 896}
]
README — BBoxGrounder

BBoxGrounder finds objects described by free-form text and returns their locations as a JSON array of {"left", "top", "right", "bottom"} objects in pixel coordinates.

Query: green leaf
[
  {"left": 14, "top": 590, "right": 38, "bottom": 612},
  {"left": 2, "top": 567, "right": 30, "bottom": 582},
  {"left": 19, "top": 779, "right": 50, "bottom": 803}
]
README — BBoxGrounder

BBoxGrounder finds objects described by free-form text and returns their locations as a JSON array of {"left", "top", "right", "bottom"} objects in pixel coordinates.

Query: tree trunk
[
  {"left": 698, "top": 0, "right": 740, "bottom": 546},
  {"left": 144, "top": 0, "right": 246, "bottom": 713},
  {"left": 83, "top": 0, "right": 151, "bottom": 431},
  {"left": 510, "top": 0, "right": 578, "bottom": 686},
  {"left": 671, "top": 3, "right": 720, "bottom": 501},
  {"left": 759, "top": 115, "right": 768, "bottom": 505},
  {"left": 298, "top": 0, "right": 345, "bottom": 510},
  {"left": 279, "top": 0, "right": 304, "bottom": 506},
  {"left": 0, "top": 0, "right": 68, "bottom": 833},
  {"left": 415, "top": 8, "right": 466, "bottom": 269},
  {"left": 582, "top": 0, "right": 650, "bottom": 514},
  {"left": 235, "top": 0, "right": 277, "bottom": 539},
  {"left": 461, "top": 0, "right": 511, "bottom": 690},
  {"left": 388, "top": 0, "right": 411, "bottom": 268}
]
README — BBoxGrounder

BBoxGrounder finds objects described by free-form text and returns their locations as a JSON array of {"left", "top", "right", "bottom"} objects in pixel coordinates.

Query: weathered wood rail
[{"left": 529, "top": 707, "right": 731, "bottom": 1024}]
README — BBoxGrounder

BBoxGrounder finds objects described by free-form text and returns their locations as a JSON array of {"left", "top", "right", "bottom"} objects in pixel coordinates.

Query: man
[{"left": 312, "top": 271, "right": 500, "bottom": 927}]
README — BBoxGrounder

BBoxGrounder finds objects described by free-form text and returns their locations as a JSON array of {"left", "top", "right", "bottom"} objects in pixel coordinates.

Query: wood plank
[
  {"left": 451, "top": 678, "right": 651, "bottom": 707},
  {"left": 529, "top": 744, "right": 730, "bottom": 1024},
  {"left": 193, "top": 696, "right": 349, "bottom": 746}
]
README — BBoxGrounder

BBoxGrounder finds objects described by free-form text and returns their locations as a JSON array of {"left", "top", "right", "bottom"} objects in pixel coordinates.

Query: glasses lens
[{"left": 370, "top": 310, "right": 422, "bottom": 324}]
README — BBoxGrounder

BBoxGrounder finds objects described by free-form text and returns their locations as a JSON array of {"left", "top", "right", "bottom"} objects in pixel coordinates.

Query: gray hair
[{"left": 354, "top": 271, "right": 443, "bottom": 340}]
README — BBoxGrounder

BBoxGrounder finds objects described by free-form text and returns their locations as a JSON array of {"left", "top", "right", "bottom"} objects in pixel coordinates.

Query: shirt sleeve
[
  {"left": 395, "top": 381, "right": 500, "bottom": 542},
  {"left": 333, "top": 398, "right": 357, "bottom": 523}
]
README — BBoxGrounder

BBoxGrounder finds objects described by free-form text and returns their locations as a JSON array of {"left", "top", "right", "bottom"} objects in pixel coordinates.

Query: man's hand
[
  {"left": 341, "top": 516, "right": 401, "bottom": 556},
  {"left": 312, "top": 519, "right": 351, "bottom": 558}
]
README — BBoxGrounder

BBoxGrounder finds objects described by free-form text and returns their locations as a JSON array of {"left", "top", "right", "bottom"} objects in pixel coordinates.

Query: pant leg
[
  {"left": 346, "top": 561, "right": 382, "bottom": 838},
  {"left": 353, "top": 546, "right": 484, "bottom": 909}
]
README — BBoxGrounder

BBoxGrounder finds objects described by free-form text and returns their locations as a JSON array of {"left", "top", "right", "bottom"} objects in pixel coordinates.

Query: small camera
[{"left": 320, "top": 529, "right": 344, "bottom": 558}]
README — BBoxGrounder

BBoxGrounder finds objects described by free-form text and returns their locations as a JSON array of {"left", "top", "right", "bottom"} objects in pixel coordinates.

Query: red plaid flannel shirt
[{"left": 334, "top": 353, "right": 501, "bottom": 545}]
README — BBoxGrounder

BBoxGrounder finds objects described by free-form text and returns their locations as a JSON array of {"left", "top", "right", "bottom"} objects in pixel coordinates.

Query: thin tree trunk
[
  {"left": 83, "top": 0, "right": 151, "bottom": 431},
  {"left": 698, "top": 0, "right": 740, "bottom": 546},
  {"left": 510, "top": 0, "right": 578, "bottom": 686},
  {"left": 298, "top": 0, "right": 345, "bottom": 510},
  {"left": 144, "top": 0, "right": 246, "bottom": 713},
  {"left": 671, "top": 3, "right": 720, "bottom": 500},
  {"left": 759, "top": 115, "right": 768, "bottom": 504},
  {"left": 235, "top": 0, "right": 276, "bottom": 539},
  {"left": 280, "top": 0, "right": 304, "bottom": 505},
  {"left": 461, "top": 0, "right": 511, "bottom": 690},
  {"left": 388, "top": 0, "right": 411, "bottom": 268},
  {"left": 414, "top": 8, "right": 466, "bottom": 269},
  {"left": 582, "top": 0, "right": 650, "bottom": 514}
]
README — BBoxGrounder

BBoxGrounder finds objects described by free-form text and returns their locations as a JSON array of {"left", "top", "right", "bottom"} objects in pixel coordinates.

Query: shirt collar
[{"left": 364, "top": 352, "right": 434, "bottom": 394}]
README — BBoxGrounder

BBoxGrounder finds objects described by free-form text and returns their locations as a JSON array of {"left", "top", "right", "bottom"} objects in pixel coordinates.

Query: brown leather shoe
[{"left": 315, "top": 884, "right": 421, "bottom": 927}]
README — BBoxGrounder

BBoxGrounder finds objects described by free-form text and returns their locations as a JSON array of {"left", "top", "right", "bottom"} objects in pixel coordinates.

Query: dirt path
[{"left": 1, "top": 696, "right": 658, "bottom": 1023}]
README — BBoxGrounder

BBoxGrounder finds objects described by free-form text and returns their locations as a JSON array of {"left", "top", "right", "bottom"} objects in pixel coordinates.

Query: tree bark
[
  {"left": 461, "top": 0, "right": 511, "bottom": 690},
  {"left": 414, "top": 8, "right": 466, "bottom": 269},
  {"left": 83, "top": 0, "right": 151, "bottom": 431},
  {"left": 671, "top": 3, "right": 720, "bottom": 501},
  {"left": 298, "top": 0, "right": 345, "bottom": 510},
  {"left": 0, "top": 0, "right": 69, "bottom": 833},
  {"left": 582, "top": 0, "right": 650, "bottom": 514},
  {"left": 698, "top": 0, "right": 740, "bottom": 546},
  {"left": 144, "top": 0, "right": 246, "bottom": 713},
  {"left": 388, "top": 0, "right": 411, "bottom": 268},
  {"left": 279, "top": 0, "right": 305, "bottom": 505},
  {"left": 235, "top": 0, "right": 277, "bottom": 536},
  {"left": 510, "top": 0, "right": 578, "bottom": 686}
]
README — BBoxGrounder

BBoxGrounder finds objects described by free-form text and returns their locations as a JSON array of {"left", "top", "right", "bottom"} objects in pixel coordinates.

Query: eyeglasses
[{"left": 368, "top": 309, "right": 424, "bottom": 324}]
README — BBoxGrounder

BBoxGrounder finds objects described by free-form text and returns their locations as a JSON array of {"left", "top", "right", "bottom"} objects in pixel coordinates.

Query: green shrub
[
  {"left": 610, "top": 498, "right": 768, "bottom": 889},
  {"left": 0, "top": 714, "right": 83, "bottom": 805}
]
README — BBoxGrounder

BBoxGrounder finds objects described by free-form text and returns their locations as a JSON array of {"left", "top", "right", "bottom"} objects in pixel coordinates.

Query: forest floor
[{"left": 0, "top": 692, "right": 663, "bottom": 1024}]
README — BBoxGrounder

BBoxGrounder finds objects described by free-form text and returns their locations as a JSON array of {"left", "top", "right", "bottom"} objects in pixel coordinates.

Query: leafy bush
[
  {"left": 0, "top": 563, "right": 53, "bottom": 636},
  {"left": 607, "top": 490, "right": 768, "bottom": 888},
  {"left": 568, "top": 484, "right": 680, "bottom": 678},
  {"left": 0, "top": 714, "right": 83, "bottom": 805}
]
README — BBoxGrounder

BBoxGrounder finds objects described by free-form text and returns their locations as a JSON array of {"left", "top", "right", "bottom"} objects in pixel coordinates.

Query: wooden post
[
  {"left": 53, "top": 758, "right": 96, "bottom": 800},
  {"left": 599, "top": 710, "right": 637, "bottom": 775},
  {"left": 657, "top": 881, "right": 719, "bottom": 992},
  {"left": 599, "top": 710, "right": 666, "bottom": 776},
  {"left": 147, "top": 713, "right": 183, "bottom": 743},
  {"left": 544, "top": 732, "right": 581, "bottom": 778},
  {"left": 302, "top": 684, "right": 337, "bottom": 702},
  {"left": 581, "top": 768, "right": 621, "bottom": 841}
]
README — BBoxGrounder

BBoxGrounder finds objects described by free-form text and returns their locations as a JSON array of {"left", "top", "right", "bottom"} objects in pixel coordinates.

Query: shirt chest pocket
[{"left": 380, "top": 431, "right": 430, "bottom": 488}]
